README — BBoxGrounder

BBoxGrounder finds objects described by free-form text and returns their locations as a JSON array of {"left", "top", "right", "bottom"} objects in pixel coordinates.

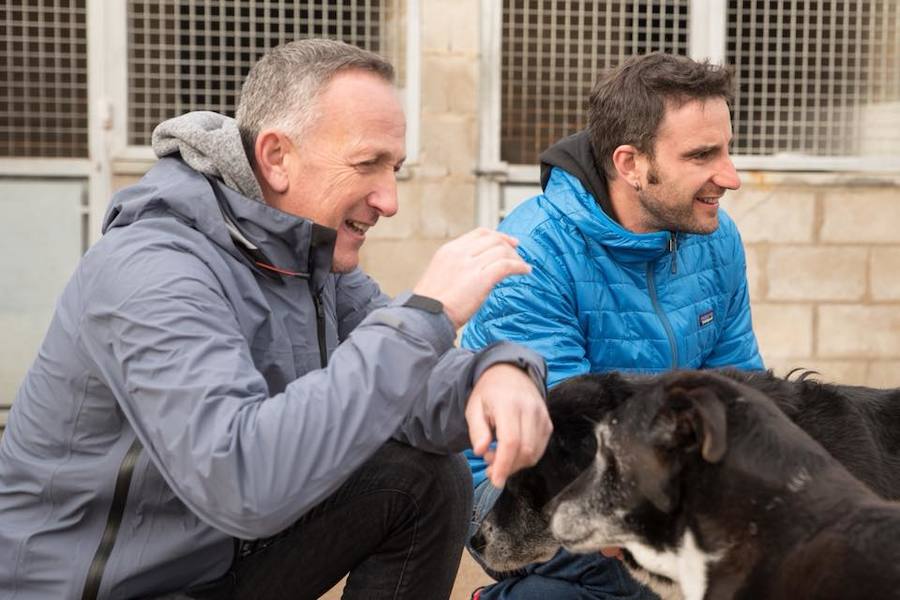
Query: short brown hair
[{"left": 587, "top": 53, "right": 733, "bottom": 179}]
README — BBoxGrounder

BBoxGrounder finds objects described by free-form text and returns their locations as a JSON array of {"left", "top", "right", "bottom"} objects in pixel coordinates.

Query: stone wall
[
  {"left": 109, "top": 0, "right": 900, "bottom": 390},
  {"left": 358, "top": 0, "right": 480, "bottom": 296},
  {"left": 723, "top": 175, "right": 900, "bottom": 386}
]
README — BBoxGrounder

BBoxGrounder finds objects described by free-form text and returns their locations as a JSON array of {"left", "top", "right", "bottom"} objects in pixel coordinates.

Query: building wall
[
  {"left": 358, "top": 0, "right": 481, "bottom": 296},
  {"left": 108, "top": 0, "right": 900, "bottom": 391},
  {"left": 724, "top": 175, "right": 900, "bottom": 386}
]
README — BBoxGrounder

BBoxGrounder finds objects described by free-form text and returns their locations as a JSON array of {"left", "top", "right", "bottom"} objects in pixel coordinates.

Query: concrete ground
[{"left": 321, "top": 552, "right": 492, "bottom": 599}]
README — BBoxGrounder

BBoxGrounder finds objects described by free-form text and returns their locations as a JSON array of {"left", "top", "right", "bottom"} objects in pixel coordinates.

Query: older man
[{"left": 0, "top": 40, "right": 551, "bottom": 599}]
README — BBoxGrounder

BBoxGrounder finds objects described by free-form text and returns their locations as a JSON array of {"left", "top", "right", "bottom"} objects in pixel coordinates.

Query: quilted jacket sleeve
[
  {"left": 461, "top": 239, "right": 590, "bottom": 389},
  {"left": 702, "top": 224, "right": 765, "bottom": 371}
]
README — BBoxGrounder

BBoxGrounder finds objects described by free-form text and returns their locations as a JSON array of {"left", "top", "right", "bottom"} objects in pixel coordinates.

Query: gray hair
[{"left": 236, "top": 38, "right": 395, "bottom": 163}]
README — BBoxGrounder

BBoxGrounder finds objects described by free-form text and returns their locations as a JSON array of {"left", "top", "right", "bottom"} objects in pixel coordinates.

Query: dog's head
[
  {"left": 550, "top": 370, "right": 737, "bottom": 583},
  {"left": 470, "top": 372, "right": 635, "bottom": 571}
]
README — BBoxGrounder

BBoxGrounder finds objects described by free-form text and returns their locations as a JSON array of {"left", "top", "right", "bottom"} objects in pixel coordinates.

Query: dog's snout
[{"left": 470, "top": 527, "right": 487, "bottom": 555}]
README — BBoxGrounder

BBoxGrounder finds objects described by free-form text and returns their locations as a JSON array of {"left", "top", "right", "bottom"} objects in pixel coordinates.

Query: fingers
[
  {"left": 463, "top": 229, "right": 521, "bottom": 257},
  {"left": 485, "top": 377, "right": 551, "bottom": 488},
  {"left": 488, "top": 403, "right": 520, "bottom": 488},
  {"left": 466, "top": 364, "right": 552, "bottom": 488},
  {"left": 600, "top": 547, "right": 624, "bottom": 561},
  {"left": 414, "top": 227, "right": 531, "bottom": 329},
  {"left": 466, "top": 393, "right": 493, "bottom": 456}
]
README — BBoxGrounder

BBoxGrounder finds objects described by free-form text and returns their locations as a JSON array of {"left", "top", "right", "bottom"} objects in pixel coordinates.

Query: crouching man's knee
[{"left": 372, "top": 441, "right": 473, "bottom": 545}]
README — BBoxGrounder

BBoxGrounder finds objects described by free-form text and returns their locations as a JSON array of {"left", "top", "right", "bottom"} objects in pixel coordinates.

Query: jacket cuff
[
  {"left": 362, "top": 291, "right": 456, "bottom": 355},
  {"left": 470, "top": 342, "right": 548, "bottom": 398}
]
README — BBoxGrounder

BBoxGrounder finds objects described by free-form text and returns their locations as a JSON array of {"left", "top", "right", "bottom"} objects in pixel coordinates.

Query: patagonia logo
[{"left": 699, "top": 311, "right": 714, "bottom": 327}]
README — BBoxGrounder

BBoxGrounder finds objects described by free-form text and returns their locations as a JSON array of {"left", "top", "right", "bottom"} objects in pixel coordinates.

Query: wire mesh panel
[
  {"left": 727, "top": 0, "right": 900, "bottom": 157},
  {"left": 127, "top": 0, "right": 404, "bottom": 147},
  {"left": 0, "top": 0, "right": 89, "bottom": 158},
  {"left": 501, "top": 0, "right": 690, "bottom": 165}
]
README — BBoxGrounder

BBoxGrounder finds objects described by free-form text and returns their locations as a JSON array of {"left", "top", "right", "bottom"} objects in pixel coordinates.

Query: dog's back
[{"left": 720, "top": 369, "right": 900, "bottom": 499}]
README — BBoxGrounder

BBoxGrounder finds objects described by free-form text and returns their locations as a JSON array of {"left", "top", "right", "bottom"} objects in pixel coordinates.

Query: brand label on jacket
[{"left": 699, "top": 310, "right": 714, "bottom": 327}]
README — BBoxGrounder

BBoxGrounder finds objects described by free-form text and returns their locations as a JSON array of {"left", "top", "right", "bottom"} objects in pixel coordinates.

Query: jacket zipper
[
  {"left": 647, "top": 262, "right": 679, "bottom": 369},
  {"left": 82, "top": 437, "right": 143, "bottom": 600},
  {"left": 311, "top": 286, "right": 328, "bottom": 368},
  {"left": 668, "top": 233, "right": 678, "bottom": 274}
]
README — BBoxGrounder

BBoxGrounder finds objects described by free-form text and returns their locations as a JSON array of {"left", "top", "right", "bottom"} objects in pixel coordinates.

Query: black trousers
[{"left": 187, "top": 441, "right": 473, "bottom": 600}]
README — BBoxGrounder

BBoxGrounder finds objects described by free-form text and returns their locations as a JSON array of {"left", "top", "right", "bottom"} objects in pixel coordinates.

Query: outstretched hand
[
  {"left": 466, "top": 363, "right": 552, "bottom": 488},
  {"left": 413, "top": 228, "right": 530, "bottom": 329}
]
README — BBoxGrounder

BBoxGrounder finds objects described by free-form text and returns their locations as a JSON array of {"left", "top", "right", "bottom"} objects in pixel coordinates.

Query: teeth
[{"left": 346, "top": 220, "right": 370, "bottom": 234}]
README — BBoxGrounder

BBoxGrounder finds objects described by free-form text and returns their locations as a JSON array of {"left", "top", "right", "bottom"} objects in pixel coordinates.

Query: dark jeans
[
  {"left": 466, "top": 481, "right": 658, "bottom": 600},
  {"left": 187, "top": 441, "right": 472, "bottom": 600}
]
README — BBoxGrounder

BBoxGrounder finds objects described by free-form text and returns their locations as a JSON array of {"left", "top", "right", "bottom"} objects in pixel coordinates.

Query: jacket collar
[
  {"left": 207, "top": 174, "right": 336, "bottom": 290},
  {"left": 543, "top": 167, "right": 676, "bottom": 264},
  {"left": 104, "top": 158, "right": 336, "bottom": 290}
]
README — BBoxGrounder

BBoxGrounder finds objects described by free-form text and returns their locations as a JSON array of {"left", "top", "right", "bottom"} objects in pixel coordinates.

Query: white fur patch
[
  {"left": 787, "top": 467, "right": 811, "bottom": 493},
  {"left": 626, "top": 531, "right": 716, "bottom": 600}
]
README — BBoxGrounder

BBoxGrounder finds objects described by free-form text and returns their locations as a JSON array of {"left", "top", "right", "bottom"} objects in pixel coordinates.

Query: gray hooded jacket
[{"left": 0, "top": 112, "right": 545, "bottom": 599}]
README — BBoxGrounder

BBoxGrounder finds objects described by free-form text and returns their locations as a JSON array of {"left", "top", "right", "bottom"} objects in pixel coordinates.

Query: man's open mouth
[{"left": 345, "top": 220, "right": 371, "bottom": 235}]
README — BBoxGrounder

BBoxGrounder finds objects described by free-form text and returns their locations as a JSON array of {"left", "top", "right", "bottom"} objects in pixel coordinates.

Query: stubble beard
[{"left": 637, "top": 166, "right": 719, "bottom": 235}]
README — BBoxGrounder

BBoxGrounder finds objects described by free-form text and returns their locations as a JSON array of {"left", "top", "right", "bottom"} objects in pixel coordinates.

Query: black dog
[
  {"left": 470, "top": 369, "right": 900, "bottom": 596},
  {"left": 551, "top": 370, "right": 900, "bottom": 599}
]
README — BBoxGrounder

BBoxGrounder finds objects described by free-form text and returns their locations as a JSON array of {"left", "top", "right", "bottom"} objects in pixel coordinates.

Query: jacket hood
[
  {"left": 151, "top": 111, "right": 264, "bottom": 202},
  {"left": 102, "top": 159, "right": 335, "bottom": 289},
  {"left": 101, "top": 111, "right": 336, "bottom": 285},
  {"left": 538, "top": 131, "right": 673, "bottom": 264},
  {"left": 539, "top": 131, "right": 618, "bottom": 222}
]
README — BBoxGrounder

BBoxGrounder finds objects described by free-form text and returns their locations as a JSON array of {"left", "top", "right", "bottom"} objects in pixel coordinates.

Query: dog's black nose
[{"left": 469, "top": 528, "right": 487, "bottom": 554}]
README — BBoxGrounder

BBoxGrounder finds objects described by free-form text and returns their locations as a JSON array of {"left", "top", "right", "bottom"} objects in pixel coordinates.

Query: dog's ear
[{"left": 651, "top": 384, "right": 728, "bottom": 463}]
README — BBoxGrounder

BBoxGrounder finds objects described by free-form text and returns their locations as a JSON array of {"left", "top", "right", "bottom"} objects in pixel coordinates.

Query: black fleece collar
[{"left": 539, "top": 131, "right": 619, "bottom": 224}]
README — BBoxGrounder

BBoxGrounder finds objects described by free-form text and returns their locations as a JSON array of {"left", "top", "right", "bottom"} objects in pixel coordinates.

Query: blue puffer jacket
[{"left": 462, "top": 142, "right": 763, "bottom": 486}]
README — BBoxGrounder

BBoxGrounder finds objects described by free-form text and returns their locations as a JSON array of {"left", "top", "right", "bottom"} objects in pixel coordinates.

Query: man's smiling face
[
  {"left": 269, "top": 69, "right": 406, "bottom": 272},
  {"left": 633, "top": 97, "right": 740, "bottom": 235}
]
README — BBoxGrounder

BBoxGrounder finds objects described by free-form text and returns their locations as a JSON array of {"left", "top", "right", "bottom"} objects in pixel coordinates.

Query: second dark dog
[
  {"left": 470, "top": 369, "right": 900, "bottom": 596},
  {"left": 551, "top": 370, "right": 900, "bottom": 599}
]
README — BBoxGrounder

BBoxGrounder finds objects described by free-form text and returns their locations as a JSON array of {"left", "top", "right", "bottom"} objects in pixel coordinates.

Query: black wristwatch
[{"left": 402, "top": 293, "right": 444, "bottom": 315}]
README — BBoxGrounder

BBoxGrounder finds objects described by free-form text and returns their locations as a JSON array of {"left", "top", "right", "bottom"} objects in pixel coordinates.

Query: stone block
[
  {"left": 818, "top": 305, "right": 900, "bottom": 358},
  {"left": 720, "top": 187, "right": 815, "bottom": 243},
  {"left": 866, "top": 361, "right": 900, "bottom": 387},
  {"left": 422, "top": 54, "right": 479, "bottom": 116},
  {"left": 418, "top": 180, "right": 477, "bottom": 238},
  {"left": 751, "top": 303, "right": 814, "bottom": 360},
  {"left": 763, "top": 358, "right": 868, "bottom": 386},
  {"left": 368, "top": 180, "right": 422, "bottom": 240},
  {"left": 422, "top": 0, "right": 480, "bottom": 55},
  {"left": 821, "top": 188, "right": 900, "bottom": 243},
  {"left": 744, "top": 244, "right": 764, "bottom": 301},
  {"left": 420, "top": 115, "right": 478, "bottom": 177},
  {"left": 112, "top": 174, "right": 142, "bottom": 193},
  {"left": 871, "top": 247, "right": 900, "bottom": 300},
  {"left": 767, "top": 246, "right": 867, "bottom": 301},
  {"left": 359, "top": 238, "right": 445, "bottom": 297}
]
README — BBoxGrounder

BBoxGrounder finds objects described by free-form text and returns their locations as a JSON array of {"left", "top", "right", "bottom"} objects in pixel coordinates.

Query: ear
[
  {"left": 611, "top": 144, "right": 647, "bottom": 189},
  {"left": 253, "top": 129, "right": 292, "bottom": 194},
  {"left": 651, "top": 385, "right": 728, "bottom": 463}
]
